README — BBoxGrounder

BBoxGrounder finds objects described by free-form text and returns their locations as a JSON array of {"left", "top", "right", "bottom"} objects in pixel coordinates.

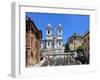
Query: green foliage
[
  {"left": 73, "top": 33, "right": 77, "bottom": 36},
  {"left": 64, "top": 43, "right": 70, "bottom": 53},
  {"left": 76, "top": 45, "right": 84, "bottom": 53}
]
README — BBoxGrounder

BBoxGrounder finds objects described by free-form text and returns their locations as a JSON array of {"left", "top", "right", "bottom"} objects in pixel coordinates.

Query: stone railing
[{"left": 33, "top": 57, "right": 46, "bottom": 67}]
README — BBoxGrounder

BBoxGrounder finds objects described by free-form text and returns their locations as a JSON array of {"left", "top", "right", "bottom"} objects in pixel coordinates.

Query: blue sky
[{"left": 26, "top": 12, "right": 89, "bottom": 44}]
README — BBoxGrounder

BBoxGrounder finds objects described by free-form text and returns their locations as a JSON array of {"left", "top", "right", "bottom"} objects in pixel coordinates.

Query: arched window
[
  {"left": 58, "top": 30, "right": 62, "bottom": 35},
  {"left": 48, "top": 30, "right": 50, "bottom": 34},
  {"left": 59, "top": 30, "right": 61, "bottom": 34}
]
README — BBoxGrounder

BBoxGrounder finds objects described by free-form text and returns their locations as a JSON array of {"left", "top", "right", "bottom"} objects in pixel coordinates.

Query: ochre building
[
  {"left": 26, "top": 17, "right": 42, "bottom": 67},
  {"left": 68, "top": 33, "right": 82, "bottom": 51},
  {"left": 82, "top": 31, "right": 89, "bottom": 60}
]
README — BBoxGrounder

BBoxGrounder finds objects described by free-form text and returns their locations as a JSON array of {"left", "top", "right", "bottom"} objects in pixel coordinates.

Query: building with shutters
[
  {"left": 68, "top": 33, "right": 83, "bottom": 51},
  {"left": 82, "top": 31, "right": 89, "bottom": 60},
  {"left": 26, "top": 17, "right": 42, "bottom": 67}
]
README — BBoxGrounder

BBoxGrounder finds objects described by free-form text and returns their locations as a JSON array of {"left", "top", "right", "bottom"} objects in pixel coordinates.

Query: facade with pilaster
[
  {"left": 26, "top": 17, "right": 42, "bottom": 67},
  {"left": 41, "top": 24, "right": 64, "bottom": 53}
]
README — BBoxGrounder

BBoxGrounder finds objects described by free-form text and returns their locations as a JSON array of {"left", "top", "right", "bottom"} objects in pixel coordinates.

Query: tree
[
  {"left": 64, "top": 43, "right": 70, "bottom": 52},
  {"left": 76, "top": 45, "right": 84, "bottom": 55},
  {"left": 76, "top": 45, "right": 88, "bottom": 64}
]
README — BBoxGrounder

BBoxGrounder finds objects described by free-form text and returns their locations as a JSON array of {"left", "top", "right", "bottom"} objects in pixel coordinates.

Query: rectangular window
[
  {"left": 59, "top": 42, "right": 61, "bottom": 46},
  {"left": 31, "top": 37, "right": 33, "bottom": 46},
  {"left": 85, "top": 48, "right": 86, "bottom": 52},
  {"left": 31, "top": 52, "right": 33, "bottom": 58},
  {"left": 48, "top": 42, "right": 49, "bottom": 46},
  {"left": 88, "top": 36, "right": 89, "bottom": 41}
]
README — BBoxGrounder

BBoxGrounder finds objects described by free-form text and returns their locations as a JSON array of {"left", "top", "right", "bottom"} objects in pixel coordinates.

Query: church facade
[{"left": 41, "top": 24, "right": 64, "bottom": 53}]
